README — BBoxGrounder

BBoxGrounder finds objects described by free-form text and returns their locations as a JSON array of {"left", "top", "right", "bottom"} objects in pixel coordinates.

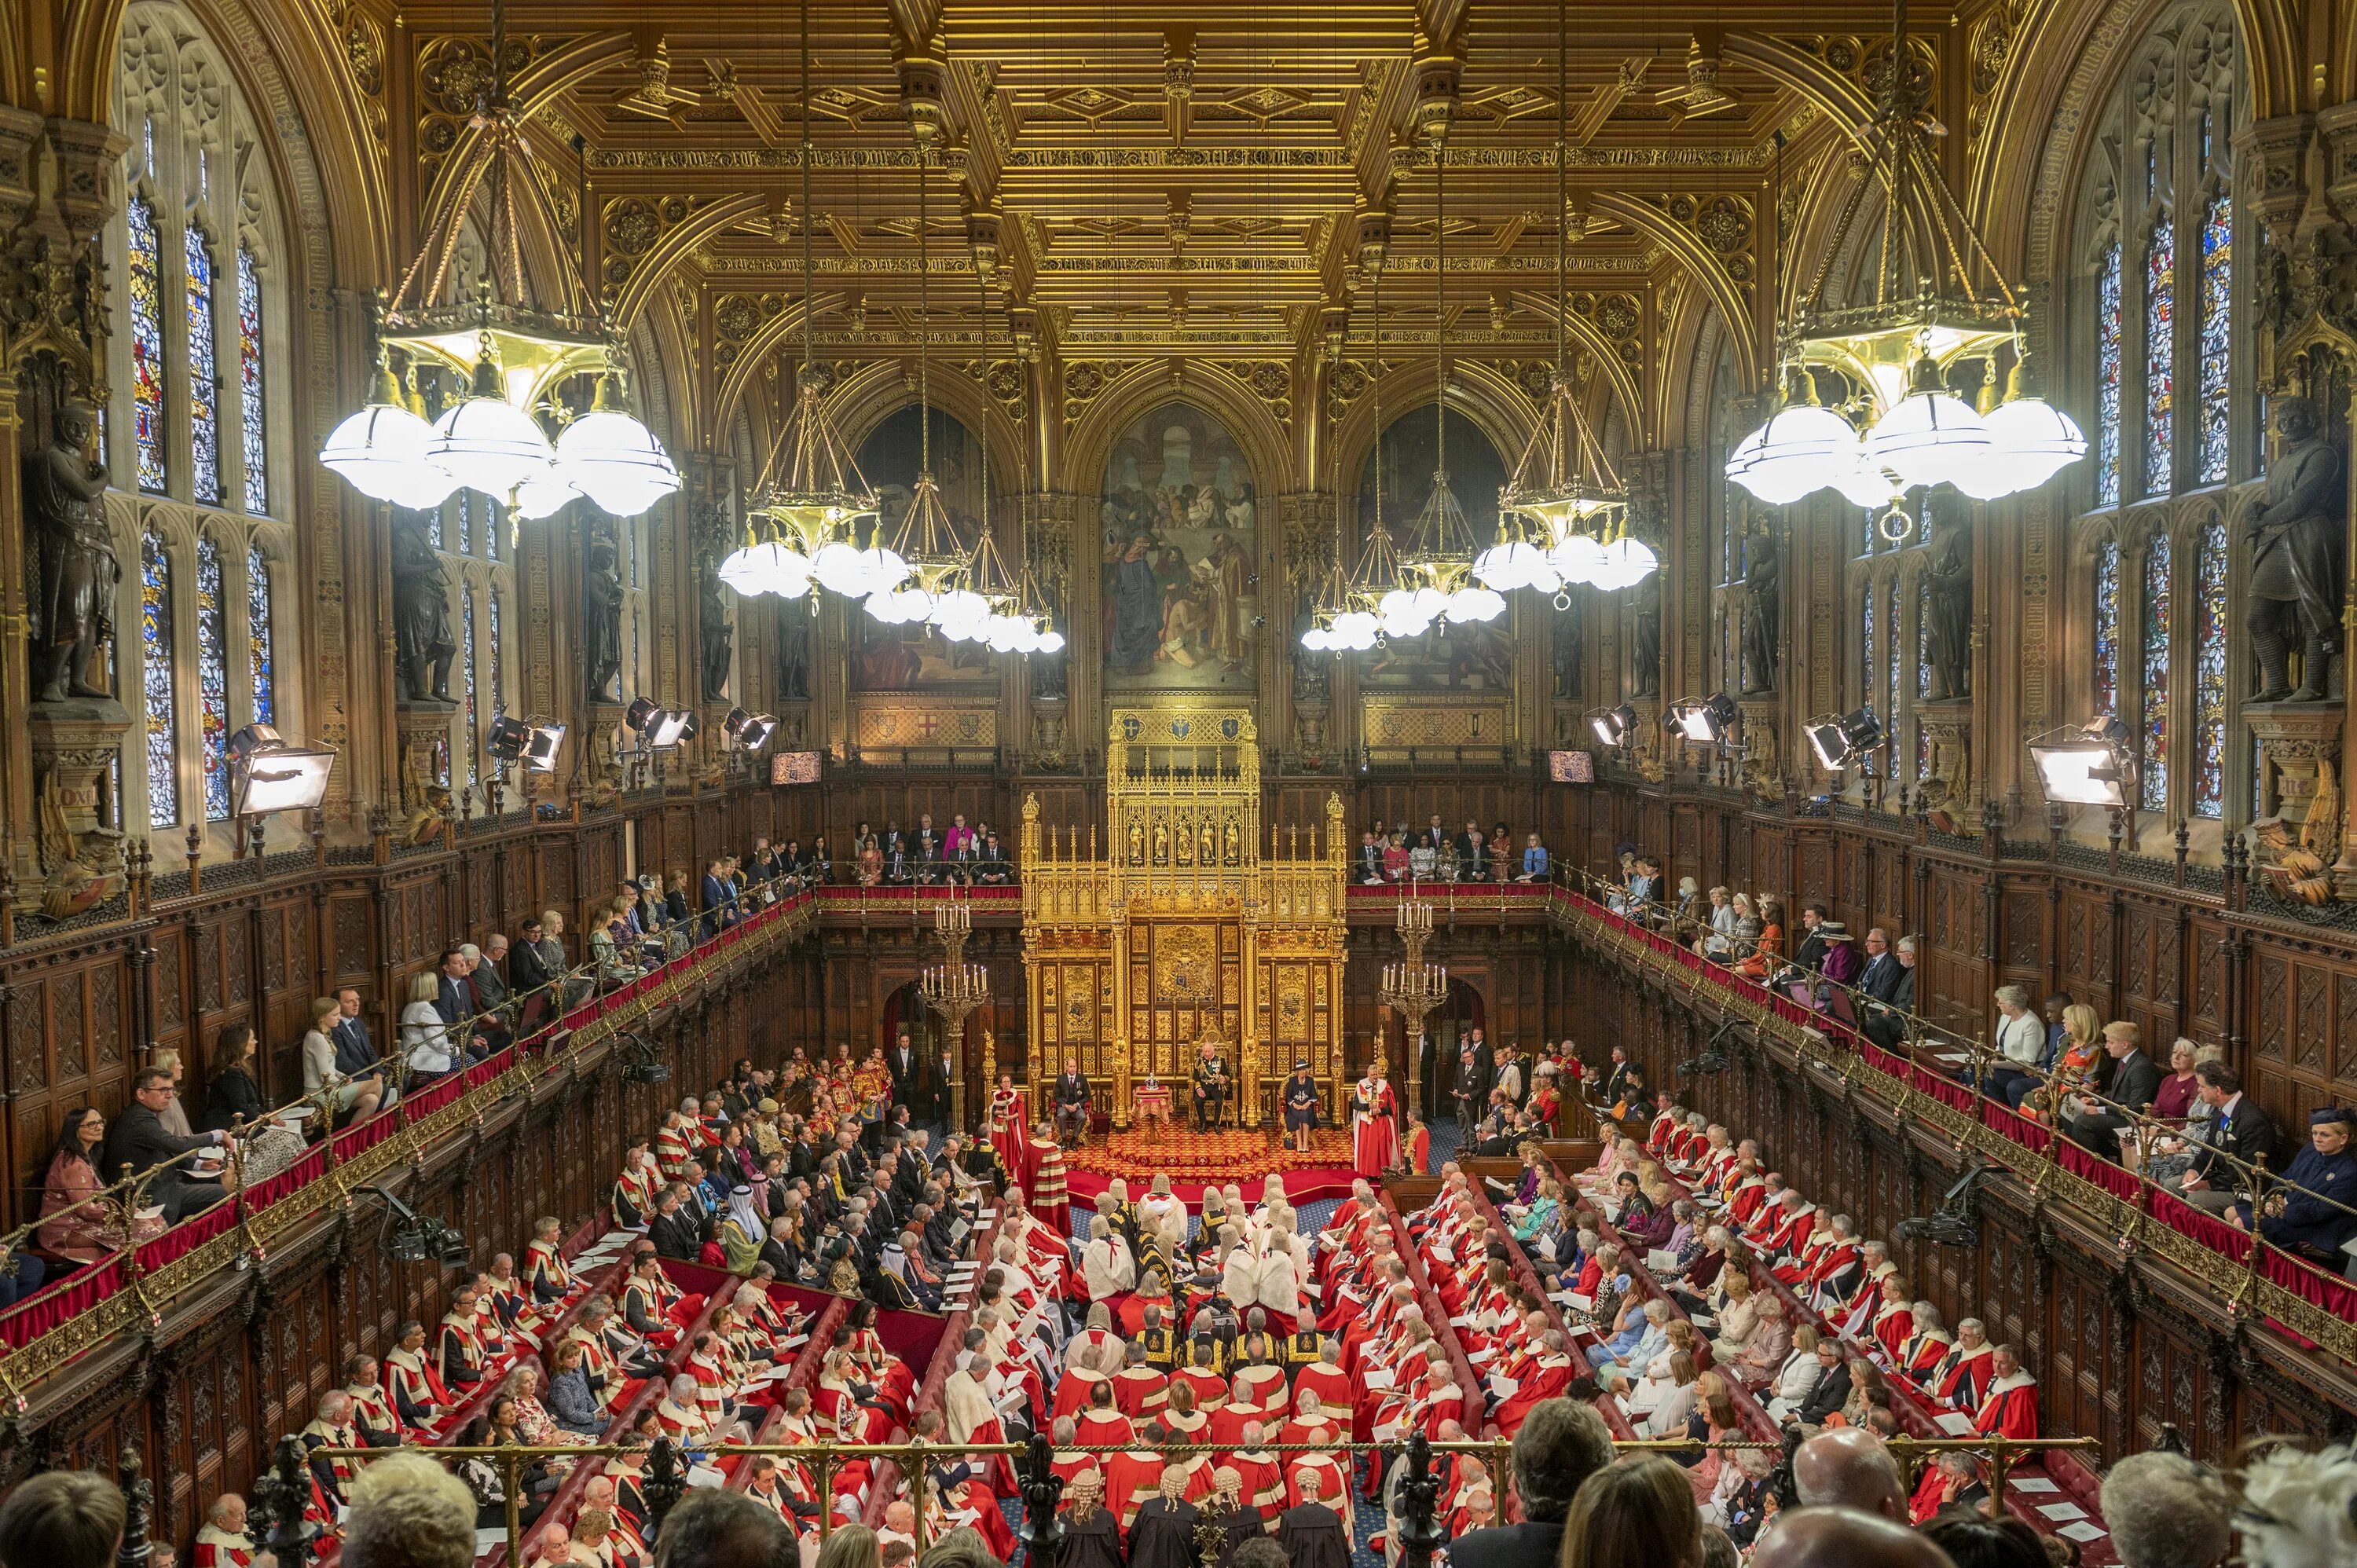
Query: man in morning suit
[
  {"left": 2177, "top": 1061, "right": 2276, "bottom": 1214},
  {"left": 1192, "top": 1042, "right": 1231, "bottom": 1130},
  {"left": 1054, "top": 1057, "right": 1093, "bottom": 1145},
  {"left": 2061, "top": 1022, "right": 2161, "bottom": 1162}
]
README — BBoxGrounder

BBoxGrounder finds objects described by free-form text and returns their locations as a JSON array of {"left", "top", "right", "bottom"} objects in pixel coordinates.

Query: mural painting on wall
[
  {"left": 1100, "top": 402, "right": 1259, "bottom": 690},
  {"left": 1357, "top": 405, "right": 1513, "bottom": 691},
  {"left": 852, "top": 405, "right": 998, "bottom": 689}
]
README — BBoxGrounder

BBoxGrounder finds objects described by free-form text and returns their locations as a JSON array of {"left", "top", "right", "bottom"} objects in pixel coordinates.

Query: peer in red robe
[
  {"left": 1973, "top": 1361, "right": 2040, "bottom": 1438},
  {"left": 1351, "top": 1076, "right": 1398, "bottom": 1178}
]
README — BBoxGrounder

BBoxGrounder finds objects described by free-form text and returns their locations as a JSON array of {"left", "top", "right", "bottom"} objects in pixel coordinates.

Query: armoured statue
[
  {"left": 1738, "top": 533, "right": 1780, "bottom": 696},
  {"left": 2248, "top": 396, "right": 2347, "bottom": 703},
  {"left": 1923, "top": 512, "right": 1972, "bottom": 701},
  {"left": 25, "top": 404, "right": 117, "bottom": 705},
  {"left": 390, "top": 515, "right": 455, "bottom": 704},
  {"left": 584, "top": 528, "right": 624, "bottom": 702},
  {"left": 698, "top": 554, "right": 733, "bottom": 702}
]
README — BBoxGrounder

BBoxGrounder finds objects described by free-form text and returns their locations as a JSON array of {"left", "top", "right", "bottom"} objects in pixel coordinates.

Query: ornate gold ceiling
[{"left": 384, "top": 1, "right": 1954, "bottom": 455}]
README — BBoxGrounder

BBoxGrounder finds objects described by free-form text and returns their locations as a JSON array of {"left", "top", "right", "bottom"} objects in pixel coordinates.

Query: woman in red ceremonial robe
[
  {"left": 1351, "top": 1072, "right": 1398, "bottom": 1178},
  {"left": 1400, "top": 1110, "right": 1431, "bottom": 1176},
  {"left": 989, "top": 1073, "right": 1032, "bottom": 1189}
]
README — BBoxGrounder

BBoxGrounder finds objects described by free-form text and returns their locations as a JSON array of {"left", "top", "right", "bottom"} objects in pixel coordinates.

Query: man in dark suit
[
  {"left": 757, "top": 1218, "right": 798, "bottom": 1280},
  {"left": 1465, "top": 1026, "right": 1495, "bottom": 1101},
  {"left": 1427, "top": 1399, "right": 1616, "bottom": 1568},
  {"left": 887, "top": 1031, "right": 922, "bottom": 1107},
  {"left": 1857, "top": 931, "right": 1917, "bottom": 1048},
  {"left": 700, "top": 859, "right": 735, "bottom": 939},
  {"left": 1356, "top": 830, "right": 1386, "bottom": 885},
  {"left": 1600, "top": 1044, "right": 1636, "bottom": 1109},
  {"left": 1789, "top": 901, "right": 1831, "bottom": 975},
  {"left": 2062, "top": 1023, "right": 2162, "bottom": 1161},
  {"left": 1453, "top": 1043, "right": 1483, "bottom": 1137},
  {"left": 2178, "top": 1061, "right": 2276, "bottom": 1214},
  {"left": 1788, "top": 1342, "right": 1854, "bottom": 1427},
  {"left": 1053, "top": 1057, "right": 1092, "bottom": 1145},
  {"left": 104, "top": 1067, "right": 232, "bottom": 1222},
  {"left": 648, "top": 1187, "right": 701, "bottom": 1261},
  {"left": 331, "top": 986, "right": 383, "bottom": 1079}
]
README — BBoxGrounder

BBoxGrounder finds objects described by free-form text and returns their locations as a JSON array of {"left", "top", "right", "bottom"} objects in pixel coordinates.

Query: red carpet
[{"left": 1061, "top": 1127, "right": 1358, "bottom": 1204}]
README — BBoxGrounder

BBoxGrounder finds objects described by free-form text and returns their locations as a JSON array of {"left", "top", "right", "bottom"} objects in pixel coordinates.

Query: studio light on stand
[
  {"left": 2028, "top": 716, "right": 2135, "bottom": 807},
  {"left": 1803, "top": 706, "right": 1886, "bottom": 771},
  {"left": 1670, "top": 693, "right": 1740, "bottom": 747},
  {"left": 723, "top": 709, "right": 779, "bottom": 752},
  {"left": 226, "top": 725, "right": 335, "bottom": 854},
  {"left": 625, "top": 698, "right": 695, "bottom": 750},
  {"left": 487, "top": 713, "right": 566, "bottom": 772},
  {"left": 1589, "top": 703, "right": 1639, "bottom": 750}
]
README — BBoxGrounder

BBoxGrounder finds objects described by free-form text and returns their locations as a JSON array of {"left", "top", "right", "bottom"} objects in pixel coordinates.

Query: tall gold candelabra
[
  {"left": 1377, "top": 901, "right": 1446, "bottom": 1098},
  {"left": 921, "top": 896, "right": 988, "bottom": 1129}
]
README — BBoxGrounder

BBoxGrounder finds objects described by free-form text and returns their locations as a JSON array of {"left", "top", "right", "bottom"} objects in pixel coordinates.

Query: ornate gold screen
[{"left": 1021, "top": 704, "right": 1346, "bottom": 1127}]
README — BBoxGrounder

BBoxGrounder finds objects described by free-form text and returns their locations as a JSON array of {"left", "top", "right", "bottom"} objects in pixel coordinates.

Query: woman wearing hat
[
  {"left": 1282, "top": 1059, "right": 1321, "bottom": 1153},
  {"left": 1814, "top": 921, "right": 1860, "bottom": 993}
]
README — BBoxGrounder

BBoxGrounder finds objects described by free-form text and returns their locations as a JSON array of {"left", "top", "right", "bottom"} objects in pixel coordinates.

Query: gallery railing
[{"left": 1549, "top": 870, "right": 2357, "bottom": 1365}]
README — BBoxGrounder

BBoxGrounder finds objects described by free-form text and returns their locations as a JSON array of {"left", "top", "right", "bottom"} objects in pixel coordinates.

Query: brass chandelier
[
  {"left": 319, "top": 0, "right": 679, "bottom": 521},
  {"left": 1725, "top": 0, "right": 2084, "bottom": 535}
]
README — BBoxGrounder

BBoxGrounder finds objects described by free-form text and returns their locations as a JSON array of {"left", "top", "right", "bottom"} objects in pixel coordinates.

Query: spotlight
[
  {"left": 1589, "top": 703, "right": 1640, "bottom": 749},
  {"left": 1890, "top": 1160, "right": 1988, "bottom": 1249},
  {"left": 357, "top": 1187, "right": 472, "bottom": 1269},
  {"left": 487, "top": 714, "right": 566, "bottom": 771},
  {"left": 1670, "top": 693, "right": 1739, "bottom": 747},
  {"left": 1803, "top": 706, "right": 1886, "bottom": 771},
  {"left": 225, "top": 724, "right": 337, "bottom": 816},
  {"left": 1677, "top": 1023, "right": 1737, "bottom": 1076},
  {"left": 724, "top": 709, "right": 779, "bottom": 750},
  {"left": 624, "top": 698, "right": 695, "bottom": 749},
  {"left": 620, "top": 1033, "right": 671, "bottom": 1086},
  {"left": 2028, "top": 716, "right": 2135, "bottom": 807}
]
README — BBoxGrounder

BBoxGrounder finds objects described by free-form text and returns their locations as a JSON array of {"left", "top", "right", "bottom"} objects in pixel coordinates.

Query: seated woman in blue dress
[{"left": 1282, "top": 1061, "right": 1321, "bottom": 1155}]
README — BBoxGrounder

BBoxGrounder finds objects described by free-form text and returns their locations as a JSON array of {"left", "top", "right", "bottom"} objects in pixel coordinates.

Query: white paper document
[
  {"left": 1934, "top": 1412, "right": 1977, "bottom": 1434},
  {"left": 1487, "top": 1374, "right": 1519, "bottom": 1398},
  {"left": 2006, "top": 1477, "right": 2061, "bottom": 1495},
  {"left": 1362, "top": 1368, "right": 1397, "bottom": 1390},
  {"left": 1688, "top": 1313, "right": 1715, "bottom": 1330},
  {"left": 2055, "top": 1523, "right": 2108, "bottom": 1544},
  {"left": 2036, "top": 1503, "right": 2088, "bottom": 1522},
  {"left": 687, "top": 1464, "right": 729, "bottom": 1489},
  {"left": 1647, "top": 1249, "right": 1679, "bottom": 1271}
]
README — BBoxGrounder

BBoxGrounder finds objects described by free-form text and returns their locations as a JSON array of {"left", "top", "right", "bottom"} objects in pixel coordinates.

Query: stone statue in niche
[
  {"left": 1738, "top": 530, "right": 1780, "bottom": 695},
  {"left": 390, "top": 514, "right": 456, "bottom": 705},
  {"left": 698, "top": 553, "right": 733, "bottom": 702},
  {"left": 1923, "top": 511, "right": 1972, "bottom": 701},
  {"left": 583, "top": 525, "right": 624, "bottom": 703},
  {"left": 25, "top": 403, "right": 117, "bottom": 704},
  {"left": 2249, "top": 395, "right": 2347, "bottom": 703},
  {"left": 1551, "top": 591, "right": 1582, "bottom": 702},
  {"left": 774, "top": 591, "right": 812, "bottom": 702},
  {"left": 1631, "top": 570, "right": 1662, "bottom": 700}
]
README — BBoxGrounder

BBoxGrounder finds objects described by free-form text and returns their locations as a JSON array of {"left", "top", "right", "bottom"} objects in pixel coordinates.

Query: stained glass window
[
  {"left": 2197, "top": 192, "right": 2231, "bottom": 485},
  {"left": 1886, "top": 581, "right": 1901, "bottom": 779},
  {"left": 456, "top": 491, "right": 473, "bottom": 555},
  {"left": 1862, "top": 582, "right": 1875, "bottom": 716},
  {"left": 427, "top": 500, "right": 444, "bottom": 551},
  {"left": 2095, "top": 242, "right": 2123, "bottom": 509},
  {"left": 196, "top": 532, "right": 229, "bottom": 819},
  {"left": 141, "top": 533, "right": 177, "bottom": 827},
  {"left": 486, "top": 499, "right": 502, "bottom": 561},
  {"left": 1916, "top": 721, "right": 1930, "bottom": 782},
  {"left": 2191, "top": 520, "right": 2227, "bottom": 818},
  {"left": 489, "top": 588, "right": 505, "bottom": 736},
  {"left": 186, "top": 224, "right": 221, "bottom": 503},
  {"left": 2140, "top": 535, "right": 2172, "bottom": 812},
  {"left": 247, "top": 544, "right": 274, "bottom": 726},
  {"left": 1916, "top": 577, "right": 1933, "bottom": 700},
  {"left": 127, "top": 192, "right": 167, "bottom": 493},
  {"left": 238, "top": 245, "right": 266, "bottom": 513},
  {"left": 2094, "top": 538, "right": 2121, "bottom": 717},
  {"left": 462, "top": 581, "right": 478, "bottom": 793},
  {"left": 2144, "top": 213, "right": 2176, "bottom": 497}
]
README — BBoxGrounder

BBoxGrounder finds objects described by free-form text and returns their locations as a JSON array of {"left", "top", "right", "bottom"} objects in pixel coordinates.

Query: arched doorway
[
  {"left": 1380, "top": 977, "right": 1486, "bottom": 1122},
  {"left": 881, "top": 980, "right": 984, "bottom": 1132}
]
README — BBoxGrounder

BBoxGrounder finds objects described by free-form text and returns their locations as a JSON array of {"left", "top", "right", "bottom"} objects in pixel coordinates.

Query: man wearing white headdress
[
  {"left": 1219, "top": 1225, "right": 1261, "bottom": 1311},
  {"left": 1253, "top": 1211, "right": 1307, "bottom": 1317},
  {"left": 1083, "top": 1214, "right": 1138, "bottom": 1301},
  {"left": 1138, "top": 1175, "right": 1188, "bottom": 1258}
]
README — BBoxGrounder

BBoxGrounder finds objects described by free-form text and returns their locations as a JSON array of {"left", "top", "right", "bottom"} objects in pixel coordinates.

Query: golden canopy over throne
[{"left": 1021, "top": 703, "right": 1347, "bottom": 1129}]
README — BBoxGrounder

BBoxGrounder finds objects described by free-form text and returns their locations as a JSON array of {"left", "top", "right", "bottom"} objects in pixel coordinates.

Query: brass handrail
[
  {"left": 1547, "top": 876, "right": 2357, "bottom": 1365},
  {"left": 0, "top": 889, "right": 819, "bottom": 1405}
]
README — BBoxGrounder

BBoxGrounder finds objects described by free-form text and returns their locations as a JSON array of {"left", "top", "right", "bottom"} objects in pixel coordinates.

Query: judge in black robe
[
  {"left": 1059, "top": 1495, "right": 1125, "bottom": 1568},
  {"left": 1274, "top": 1500, "right": 1352, "bottom": 1568},
  {"left": 1126, "top": 1493, "right": 1200, "bottom": 1568},
  {"left": 1206, "top": 1484, "right": 1266, "bottom": 1568}
]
